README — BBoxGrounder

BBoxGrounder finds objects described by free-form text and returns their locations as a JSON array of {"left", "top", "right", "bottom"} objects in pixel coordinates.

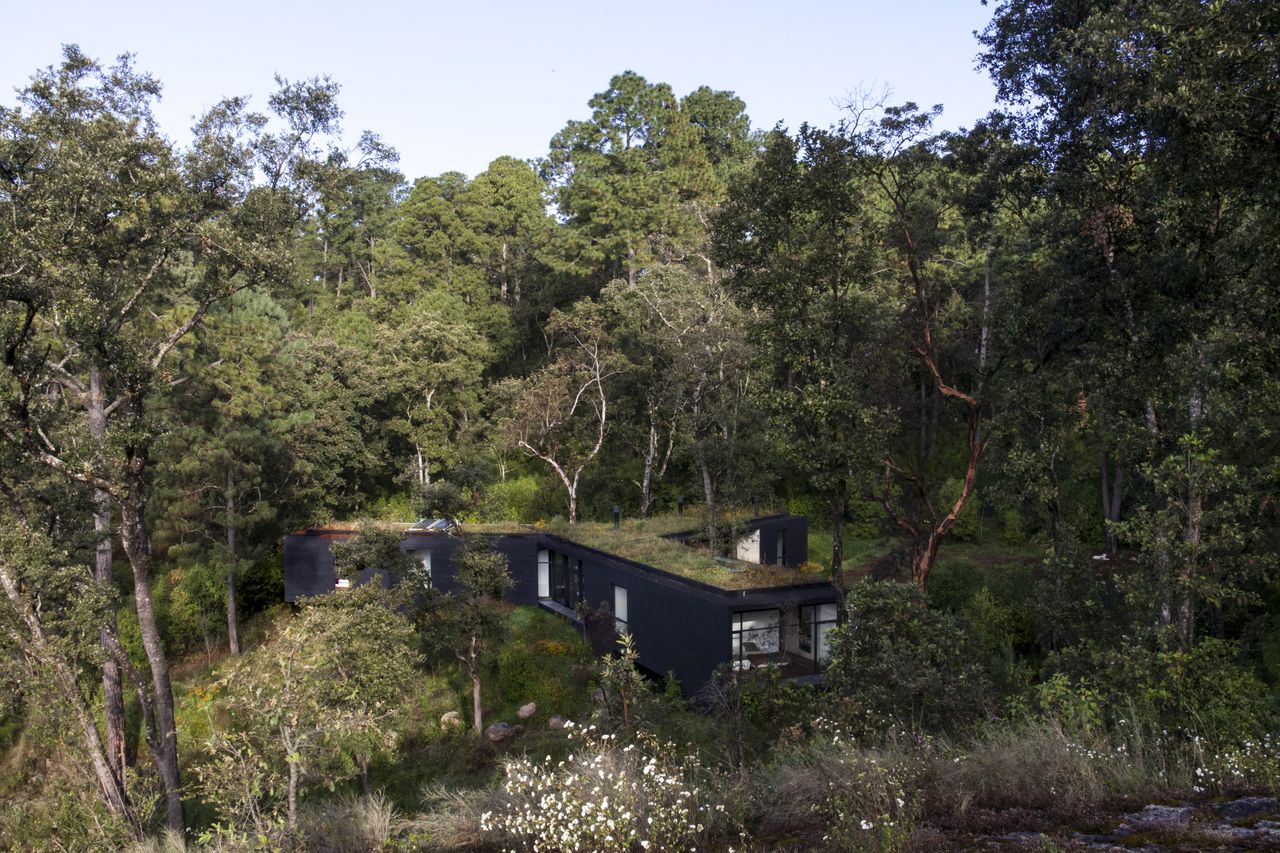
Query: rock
[
  {"left": 439, "top": 711, "right": 463, "bottom": 730},
  {"left": 548, "top": 715, "right": 567, "bottom": 730},
  {"left": 485, "top": 722, "right": 524, "bottom": 743},
  {"left": 1215, "top": 796, "right": 1279, "bottom": 820},
  {"left": 1124, "top": 804, "right": 1196, "bottom": 827},
  {"left": 517, "top": 701, "right": 537, "bottom": 720}
]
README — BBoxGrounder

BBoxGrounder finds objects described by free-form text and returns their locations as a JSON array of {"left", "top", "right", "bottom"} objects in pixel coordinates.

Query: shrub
[
  {"left": 760, "top": 721, "right": 923, "bottom": 851},
  {"left": 495, "top": 608, "right": 591, "bottom": 719},
  {"left": 828, "top": 581, "right": 993, "bottom": 734},
  {"left": 1000, "top": 508, "right": 1026, "bottom": 545},
  {"left": 414, "top": 480, "right": 469, "bottom": 520},
  {"left": 479, "top": 724, "right": 726, "bottom": 852},
  {"left": 1051, "top": 636, "right": 1274, "bottom": 743}
]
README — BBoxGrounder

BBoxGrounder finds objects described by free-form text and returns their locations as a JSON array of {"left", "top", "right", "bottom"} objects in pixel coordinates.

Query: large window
[
  {"left": 798, "top": 603, "right": 837, "bottom": 664},
  {"left": 775, "top": 530, "right": 788, "bottom": 565},
  {"left": 538, "top": 548, "right": 579, "bottom": 609},
  {"left": 731, "top": 609, "right": 780, "bottom": 662},
  {"left": 537, "top": 549, "right": 550, "bottom": 598}
]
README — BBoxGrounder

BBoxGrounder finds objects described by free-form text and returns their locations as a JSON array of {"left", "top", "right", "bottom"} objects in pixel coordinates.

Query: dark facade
[{"left": 283, "top": 514, "right": 836, "bottom": 693}]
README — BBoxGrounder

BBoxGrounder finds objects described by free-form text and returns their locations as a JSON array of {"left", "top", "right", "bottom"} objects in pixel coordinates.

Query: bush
[
  {"left": 828, "top": 581, "right": 993, "bottom": 734},
  {"left": 1000, "top": 508, "right": 1026, "bottom": 545},
  {"left": 1050, "top": 636, "right": 1274, "bottom": 744},
  {"left": 760, "top": 721, "right": 923, "bottom": 851},
  {"left": 414, "top": 480, "right": 469, "bottom": 520},
  {"left": 479, "top": 725, "right": 727, "bottom": 852},
  {"left": 479, "top": 474, "right": 542, "bottom": 523},
  {"left": 495, "top": 608, "right": 591, "bottom": 720}
]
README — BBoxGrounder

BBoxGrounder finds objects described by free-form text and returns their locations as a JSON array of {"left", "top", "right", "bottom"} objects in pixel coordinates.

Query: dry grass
[
  {"left": 927, "top": 720, "right": 1200, "bottom": 821},
  {"left": 397, "top": 784, "right": 498, "bottom": 851},
  {"left": 541, "top": 512, "right": 840, "bottom": 590},
  {"left": 297, "top": 792, "right": 399, "bottom": 852}
]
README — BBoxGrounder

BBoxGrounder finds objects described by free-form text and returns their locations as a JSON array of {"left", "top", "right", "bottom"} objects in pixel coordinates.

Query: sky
[{"left": 1, "top": 1, "right": 1000, "bottom": 182}]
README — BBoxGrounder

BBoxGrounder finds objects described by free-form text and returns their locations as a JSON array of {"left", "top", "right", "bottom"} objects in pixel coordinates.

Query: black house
[{"left": 283, "top": 514, "right": 839, "bottom": 694}]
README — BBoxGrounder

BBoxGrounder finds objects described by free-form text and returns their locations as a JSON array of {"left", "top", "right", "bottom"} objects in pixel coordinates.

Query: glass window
[
  {"left": 537, "top": 549, "right": 550, "bottom": 598},
  {"left": 552, "top": 552, "right": 571, "bottom": 607},
  {"left": 799, "top": 603, "right": 838, "bottom": 664},
  {"left": 731, "top": 609, "right": 780, "bottom": 660},
  {"left": 776, "top": 530, "right": 788, "bottom": 565},
  {"left": 419, "top": 550, "right": 433, "bottom": 588},
  {"left": 613, "top": 585, "right": 628, "bottom": 633}
]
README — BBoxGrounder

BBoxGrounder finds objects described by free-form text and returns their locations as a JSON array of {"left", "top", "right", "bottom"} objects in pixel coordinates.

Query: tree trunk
[
  {"left": 358, "top": 755, "right": 372, "bottom": 796},
  {"left": 94, "top": 488, "right": 127, "bottom": 782},
  {"left": 118, "top": 471, "right": 185, "bottom": 833},
  {"left": 698, "top": 449, "right": 717, "bottom": 555},
  {"left": 639, "top": 408, "right": 659, "bottom": 517},
  {"left": 1099, "top": 451, "right": 1124, "bottom": 557},
  {"left": 226, "top": 468, "right": 240, "bottom": 656},
  {"left": 1179, "top": 385, "right": 1206, "bottom": 648},
  {"left": 286, "top": 740, "right": 299, "bottom": 835},
  {"left": 0, "top": 552, "right": 141, "bottom": 838},
  {"left": 470, "top": 638, "right": 484, "bottom": 737},
  {"left": 88, "top": 368, "right": 128, "bottom": 787},
  {"left": 830, "top": 488, "right": 849, "bottom": 623},
  {"left": 567, "top": 486, "right": 578, "bottom": 525}
]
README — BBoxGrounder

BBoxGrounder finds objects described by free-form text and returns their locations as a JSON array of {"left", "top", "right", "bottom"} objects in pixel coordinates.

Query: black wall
[{"left": 750, "top": 514, "right": 809, "bottom": 566}]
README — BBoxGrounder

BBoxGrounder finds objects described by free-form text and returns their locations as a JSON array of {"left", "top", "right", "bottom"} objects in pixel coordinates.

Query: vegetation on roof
[{"left": 536, "top": 512, "right": 833, "bottom": 591}]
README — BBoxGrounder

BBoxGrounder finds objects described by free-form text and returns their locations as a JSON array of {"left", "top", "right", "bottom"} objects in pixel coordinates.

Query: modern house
[{"left": 283, "top": 513, "right": 840, "bottom": 694}]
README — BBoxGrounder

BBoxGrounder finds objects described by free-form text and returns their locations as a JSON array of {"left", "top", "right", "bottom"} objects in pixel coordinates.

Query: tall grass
[{"left": 298, "top": 792, "right": 399, "bottom": 852}]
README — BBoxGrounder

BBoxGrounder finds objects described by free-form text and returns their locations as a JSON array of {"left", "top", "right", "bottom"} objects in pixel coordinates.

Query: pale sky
[{"left": 2, "top": 1, "right": 1000, "bottom": 182}]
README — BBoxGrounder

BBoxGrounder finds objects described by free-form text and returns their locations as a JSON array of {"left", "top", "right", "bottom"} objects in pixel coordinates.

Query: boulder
[
  {"left": 1124, "top": 804, "right": 1196, "bottom": 827},
  {"left": 517, "top": 701, "right": 537, "bottom": 720},
  {"left": 439, "top": 711, "right": 463, "bottom": 730},
  {"left": 1215, "top": 797, "right": 1279, "bottom": 820},
  {"left": 548, "top": 715, "right": 567, "bottom": 730},
  {"left": 485, "top": 722, "right": 524, "bottom": 743}
]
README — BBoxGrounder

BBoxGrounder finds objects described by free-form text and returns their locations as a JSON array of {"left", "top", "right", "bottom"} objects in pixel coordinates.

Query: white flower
[{"left": 861, "top": 819, "right": 873, "bottom": 830}]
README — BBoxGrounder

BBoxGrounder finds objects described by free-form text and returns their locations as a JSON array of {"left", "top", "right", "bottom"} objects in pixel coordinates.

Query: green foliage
[
  {"left": 332, "top": 528, "right": 421, "bottom": 586},
  {"left": 495, "top": 609, "right": 591, "bottom": 720},
  {"left": 1000, "top": 507, "right": 1027, "bottom": 545},
  {"left": 477, "top": 474, "right": 541, "bottom": 523},
  {"left": 196, "top": 584, "right": 420, "bottom": 838},
  {"left": 594, "top": 633, "right": 653, "bottom": 732},
  {"left": 362, "top": 492, "right": 415, "bottom": 522},
  {"left": 413, "top": 480, "right": 468, "bottom": 520},
  {"left": 1050, "top": 636, "right": 1273, "bottom": 744},
  {"left": 828, "top": 581, "right": 993, "bottom": 733},
  {"left": 155, "top": 563, "right": 226, "bottom": 658}
]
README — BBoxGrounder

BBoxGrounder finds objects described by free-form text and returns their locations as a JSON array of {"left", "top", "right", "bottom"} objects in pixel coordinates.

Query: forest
[{"left": 1, "top": 0, "right": 1278, "bottom": 850}]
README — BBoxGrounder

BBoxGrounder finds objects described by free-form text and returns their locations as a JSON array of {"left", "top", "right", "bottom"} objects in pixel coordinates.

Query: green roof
[{"left": 464, "top": 511, "right": 835, "bottom": 591}]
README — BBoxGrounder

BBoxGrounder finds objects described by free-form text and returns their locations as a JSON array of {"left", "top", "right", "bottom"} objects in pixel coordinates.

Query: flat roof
[{"left": 304, "top": 510, "right": 844, "bottom": 591}]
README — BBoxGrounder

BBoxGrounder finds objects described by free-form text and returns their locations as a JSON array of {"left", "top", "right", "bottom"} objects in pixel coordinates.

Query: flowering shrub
[
  {"left": 763, "top": 718, "right": 922, "bottom": 852},
  {"left": 479, "top": 723, "right": 724, "bottom": 852},
  {"left": 1190, "top": 733, "right": 1280, "bottom": 793},
  {"left": 807, "top": 720, "right": 920, "bottom": 851}
]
